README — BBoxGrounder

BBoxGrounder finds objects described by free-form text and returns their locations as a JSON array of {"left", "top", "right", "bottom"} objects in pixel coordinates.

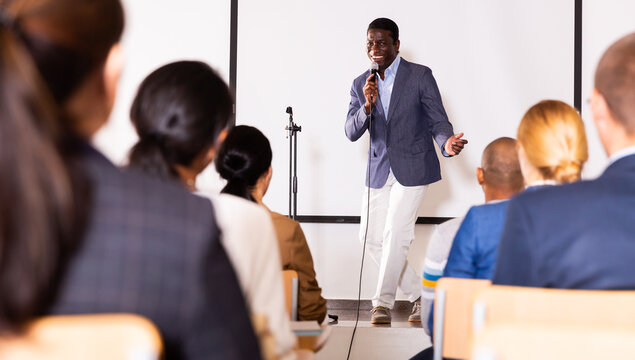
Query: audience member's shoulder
[
  {"left": 82, "top": 148, "right": 214, "bottom": 223},
  {"left": 130, "top": 167, "right": 207, "bottom": 201},
  {"left": 439, "top": 216, "right": 463, "bottom": 231},
  {"left": 269, "top": 210, "right": 301, "bottom": 233},
  {"left": 209, "top": 193, "right": 271, "bottom": 220},
  {"left": 270, "top": 210, "right": 297, "bottom": 223},
  {"left": 433, "top": 216, "right": 463, "bottom": 241},
  {"left": 509, "top": 181, "right": 595, "bottom": 212},
  {"left": 466, "top": 200, "right": 508, "bottom": 218}
]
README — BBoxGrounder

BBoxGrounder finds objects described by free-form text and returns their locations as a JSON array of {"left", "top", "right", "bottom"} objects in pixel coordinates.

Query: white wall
[
  {"left": 92, "top": 1, "right": 635, "bottom": 300},
  {"left": 94, "top": 0, "right": 231, "bottom": 166}
]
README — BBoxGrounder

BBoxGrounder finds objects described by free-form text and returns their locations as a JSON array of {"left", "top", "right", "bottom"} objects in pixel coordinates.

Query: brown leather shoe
[
  {"left": 370, "top": 306, "right": 391, "bottom": 324},
  {"left": 408, "top": 300, "right": 421, "bottom": 323}
]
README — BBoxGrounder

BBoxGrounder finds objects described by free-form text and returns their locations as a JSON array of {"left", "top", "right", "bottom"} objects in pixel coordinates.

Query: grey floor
[{"left": 314, "top": 300, "right": 431, "bottom": 360}]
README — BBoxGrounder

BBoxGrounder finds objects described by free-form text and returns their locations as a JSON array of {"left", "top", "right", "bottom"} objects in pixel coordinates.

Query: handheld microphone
[
  {"left": 370, "top": 62, "right": 379, "bottom": 83},
  {"left": 370, "top": 62, "right": 379, "bottom": 103}
]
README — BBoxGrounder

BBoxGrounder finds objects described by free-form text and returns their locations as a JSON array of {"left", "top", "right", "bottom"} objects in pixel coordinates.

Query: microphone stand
[{"left": 285, "top": 106, "right": 302, "bottom": 220}]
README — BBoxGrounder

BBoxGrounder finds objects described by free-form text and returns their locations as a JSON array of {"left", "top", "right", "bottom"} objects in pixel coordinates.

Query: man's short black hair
[{"left": 368, "top": 18, "right": 399, "bottom": 43}]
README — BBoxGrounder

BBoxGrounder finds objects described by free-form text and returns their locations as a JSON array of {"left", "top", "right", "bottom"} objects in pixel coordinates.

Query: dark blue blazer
[
  {"left": 494, "top": 154, "right": 635, "bottom": 289},
  {"left": 345, "top": 58, "right": 454, "bottom": 188},
  {"left": 50, "top": 144, "right": 261, "bottom": 360}
]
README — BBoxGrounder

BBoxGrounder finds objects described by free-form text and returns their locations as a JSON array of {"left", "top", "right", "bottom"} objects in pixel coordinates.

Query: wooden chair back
[
  {"left": 471, "top": 286, "right": 635, "bottom": 359},
  {"left": 472, "top": 285, "right": 635, "bottom": 332},
  {"left": 282, "top": 269, "right": 299, "bottom": 321},
  {"left": 471, "top": 323, "right": 635, "bottom": 360},
  {"left": 432, "top": 277, "right": 491, "bottom": 360},
  {"left": 0, "top": 313, "right": 162, "bottom": 360}
]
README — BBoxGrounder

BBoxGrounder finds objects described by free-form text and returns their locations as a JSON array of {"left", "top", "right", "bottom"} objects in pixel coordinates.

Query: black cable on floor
[{"left": 346, "top": 104, "right": 373, "bottom": 360}]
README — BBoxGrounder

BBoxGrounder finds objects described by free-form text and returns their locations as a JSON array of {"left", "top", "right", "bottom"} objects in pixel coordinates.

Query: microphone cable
[{"left": 346, "top": 93, "right": 373, "bottom": 360}]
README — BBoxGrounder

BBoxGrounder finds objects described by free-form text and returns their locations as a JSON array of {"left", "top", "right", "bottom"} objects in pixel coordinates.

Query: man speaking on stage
[{"left": 345, "top": 17, "right": 467, "bottom": 324}]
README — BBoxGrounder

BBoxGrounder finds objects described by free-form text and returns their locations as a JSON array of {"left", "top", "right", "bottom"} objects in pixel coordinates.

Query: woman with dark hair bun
[
  {"left": 0, "top": 0, "right": 259, "bottom": 359},
  {"left": 127, "top": 61, "right": 297, "bottom": 359},
  {"left": 217, "top": 125, "right": 328, "bottom": 323},
  {"left": 128, "top": 60, "right": 233, "bottom": 186}
]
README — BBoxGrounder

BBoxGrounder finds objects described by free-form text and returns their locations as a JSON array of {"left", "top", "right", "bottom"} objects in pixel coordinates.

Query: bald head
[
  {"left": 479, "top": 137, "right": 524, "bottom": 199},
  {"left": 595, "top": 32, "right": 635, "bottom": 134}
]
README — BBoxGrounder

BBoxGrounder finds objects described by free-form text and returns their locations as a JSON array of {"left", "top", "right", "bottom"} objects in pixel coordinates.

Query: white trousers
[{"left": 360, "top": 172, "right": 426, "bottom": 309}]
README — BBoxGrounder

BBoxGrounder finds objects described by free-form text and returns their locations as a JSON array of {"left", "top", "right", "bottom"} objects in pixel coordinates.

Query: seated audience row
[
  {"left": 494, "top": 32, "right": 635, "bottom": 288},
  {"left": 419, "top": 100, "right": 588, "bottom": 357},
  {"left": 1, "top": 1, "right": 327, "bottom": 359},
  {"left": 414, "top": 31, "right": 635, "bottom": 360}
]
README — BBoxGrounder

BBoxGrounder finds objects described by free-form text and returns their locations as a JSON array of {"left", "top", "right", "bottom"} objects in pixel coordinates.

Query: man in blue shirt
[
  {"left": 442, "top": 137, "right": 524, "bottom": 280},
  {"left": 421, "top": 137, "right": 523, "bottom": 334}
]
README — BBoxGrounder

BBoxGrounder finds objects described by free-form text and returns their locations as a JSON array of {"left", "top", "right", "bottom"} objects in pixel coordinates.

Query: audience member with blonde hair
[
  {"left": 494, "top": 33, "right": 635, "bottom": 287},
  {"left": 516, "top": 99, "right": 588, "bottom": 186},
  {"left": 0, "top": 1, "right": 260, "bottom": 358}
]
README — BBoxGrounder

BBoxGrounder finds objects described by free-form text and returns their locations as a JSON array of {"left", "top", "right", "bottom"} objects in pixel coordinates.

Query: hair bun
[
  {"left": 219, "top": 151, "right": 250, "bottom": 181},
  {"left": 554, "top": 159, "right": 583, "bottom": 183},
  {"left": 214, "top": 125, "right": 273, "bottom": 202}
]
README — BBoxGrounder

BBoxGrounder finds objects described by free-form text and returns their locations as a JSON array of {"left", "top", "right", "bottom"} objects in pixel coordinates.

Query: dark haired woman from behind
[
  {"left": 0, "top": 1, "right": 259, "bottom": 359},
  {"left": 127, "top": 61, "right": 297, "bottom": 360},
  {"left": 216, "top": 125, "right": 327, "bottom": 323}
]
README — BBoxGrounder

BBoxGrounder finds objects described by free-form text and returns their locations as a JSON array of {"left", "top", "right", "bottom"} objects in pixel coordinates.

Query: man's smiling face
[{"left": 366, "top": 28, "right": 400, "bottom": 73}]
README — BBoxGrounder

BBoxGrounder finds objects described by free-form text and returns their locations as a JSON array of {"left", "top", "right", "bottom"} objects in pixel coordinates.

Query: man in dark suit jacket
[
  {"left": 345, "top": 18, "right": 467, "bottom": 324},
  {"left": 494, "top": 32, "right": 635, "bottom": 289},
  {"left": 49, "top": 143, "right": 262, "bottom": 360}
]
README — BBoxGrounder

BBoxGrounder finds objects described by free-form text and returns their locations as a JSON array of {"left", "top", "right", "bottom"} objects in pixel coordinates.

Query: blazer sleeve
[
  {"left": 443, "top": 208, "right": 478, "bottom": 279},
  {"left": 419, "top": 68, "right": 454, "bottom": 156},
  {"left": 345, "top": 77, "right": 372, "bottom": 142},
  {"left": 283, "top": 223, "right": 327, "bottom": 323},
  {"left": 493, "top": 198, "right": 536, "bottom": 286}
]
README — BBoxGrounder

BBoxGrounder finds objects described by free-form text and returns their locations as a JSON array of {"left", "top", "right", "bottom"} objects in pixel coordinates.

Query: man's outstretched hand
[{"left": 444, "top": 132, "right": 468, "bottom": 156}]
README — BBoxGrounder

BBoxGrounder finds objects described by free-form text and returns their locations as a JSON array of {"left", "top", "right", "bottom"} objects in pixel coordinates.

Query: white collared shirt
[
  {"left": 608, "top": 145, "right": 635, "bottom": 165},
  {"left": 525, "top": 180, "right": 558, "bottom": 189}
]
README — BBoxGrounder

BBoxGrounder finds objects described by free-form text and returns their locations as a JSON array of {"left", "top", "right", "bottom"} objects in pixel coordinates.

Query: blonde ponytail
[{"left": 518, "top": 100, "right": 588, "bottom": 184}]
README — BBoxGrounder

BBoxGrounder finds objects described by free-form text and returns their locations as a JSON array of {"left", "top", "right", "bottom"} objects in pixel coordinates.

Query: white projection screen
[
  {"left": 95, "top": 0, "right": 231, "bottom": 165},
  {"left": 236, "top": 0, "right": 574, "bottom": 218}
]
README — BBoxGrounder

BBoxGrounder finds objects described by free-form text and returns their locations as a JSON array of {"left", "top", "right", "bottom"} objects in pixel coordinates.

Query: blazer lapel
[{"left": 386, "top": 59, "right": 411, "bottom": 123}]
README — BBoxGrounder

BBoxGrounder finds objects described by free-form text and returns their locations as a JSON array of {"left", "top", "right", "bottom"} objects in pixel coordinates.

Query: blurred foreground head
[{"left": 0, "top": 0, "right": 124, "bottom": 331}]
